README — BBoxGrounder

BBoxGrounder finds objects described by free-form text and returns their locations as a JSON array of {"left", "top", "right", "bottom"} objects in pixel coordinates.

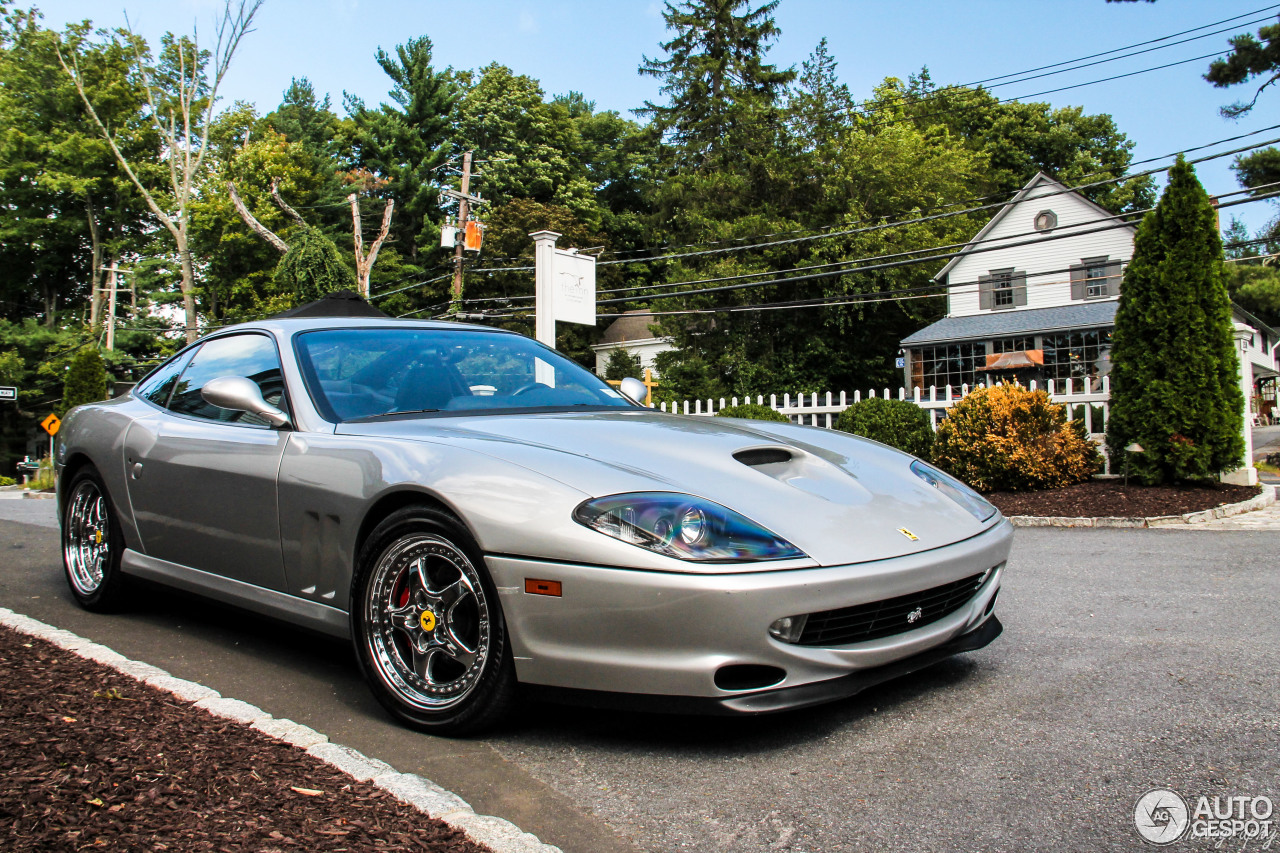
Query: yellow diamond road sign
[{"left": 41, "top": 413, "right": 61, "bottom": 436}]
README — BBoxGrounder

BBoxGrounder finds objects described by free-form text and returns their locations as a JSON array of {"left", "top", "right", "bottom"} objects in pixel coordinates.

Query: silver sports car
[{"left": 56, "top": 311, "right": 1012, "bottom": 735}]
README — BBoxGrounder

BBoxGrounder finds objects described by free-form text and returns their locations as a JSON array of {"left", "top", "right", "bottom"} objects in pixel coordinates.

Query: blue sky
[{"left": 37, "top": 0, "right": 1280, "bottom": 233}]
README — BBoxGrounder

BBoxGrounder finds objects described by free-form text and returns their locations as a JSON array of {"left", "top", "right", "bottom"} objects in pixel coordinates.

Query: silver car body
[{"left": 57, "top": 317, "right": 1012, "bottom": 713}]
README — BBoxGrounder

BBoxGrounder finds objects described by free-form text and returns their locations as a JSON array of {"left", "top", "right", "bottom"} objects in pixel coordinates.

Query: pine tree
[
  {"left": 1105, "top": 156, "right": 1245, "bottom": 484},
  {"left": 638, "top": 0, "right": 794, "bottom": 174},
  {"left": 603, "top": 347, "right": 642, "bottom": 381},
  {"left": 62, "top": 347, "right": 108, "bottom": 414}
]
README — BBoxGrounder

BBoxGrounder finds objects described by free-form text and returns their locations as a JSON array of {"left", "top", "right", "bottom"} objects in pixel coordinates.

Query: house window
[
  {"left": 1033, "top": 210, "right": 1057, "bottom": 232},
  {"left": 1042, "top": 329, "right": 1112, "bottom": 383},
  {"left": 917, "top": 342, "right": 987, "bottom": 390},
  {"left": 1072, "top": 256, "right": 1119, "bottom": 301},
  {"left": 993, "top": 272, "right": 1014, "bottom": 307},
  {"left": 1085, "top": 262, "right": 1109, "bottom": 298},
  {"left": 991, "top": 337, "right": 1035, "bottom": 354}
]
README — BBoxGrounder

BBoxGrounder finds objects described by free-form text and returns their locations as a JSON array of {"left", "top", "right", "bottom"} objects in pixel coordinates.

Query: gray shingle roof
[{"left": 901, "top": 301, "right": 1118, "bottom": 346}]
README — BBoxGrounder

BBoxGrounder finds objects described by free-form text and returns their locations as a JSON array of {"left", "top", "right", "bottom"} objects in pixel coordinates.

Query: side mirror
[
  {"left": 619, "top": 376, "right": 648, "bottom": 406},
  {"left": 201, "top": 376, "right": 291, "bottom": 428}
]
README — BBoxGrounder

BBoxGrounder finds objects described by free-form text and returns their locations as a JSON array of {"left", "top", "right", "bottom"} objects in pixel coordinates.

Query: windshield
[{"left": 295, "top": 327, "right": 634, "bottom": 422}]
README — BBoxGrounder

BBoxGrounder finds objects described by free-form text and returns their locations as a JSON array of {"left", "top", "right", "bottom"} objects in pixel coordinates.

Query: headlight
[
  {"left": 573, "top": 492, "right": 806, "bottom": 562},
  {"left": 911, "top": 460, "right": 997, "bottom": 522}
]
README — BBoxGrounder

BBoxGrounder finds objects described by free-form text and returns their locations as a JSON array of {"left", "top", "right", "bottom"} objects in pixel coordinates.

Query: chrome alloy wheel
[
  {"left": 64, "top": 480, "right": 111, "bottom": 596},
  {"left": 363, "top": 534, "right": 491, "bottom": 711}
]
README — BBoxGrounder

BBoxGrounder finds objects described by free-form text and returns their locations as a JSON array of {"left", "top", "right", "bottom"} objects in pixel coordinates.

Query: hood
[{"left": 336, "top": 409, "right": 999, "bottom": 567}]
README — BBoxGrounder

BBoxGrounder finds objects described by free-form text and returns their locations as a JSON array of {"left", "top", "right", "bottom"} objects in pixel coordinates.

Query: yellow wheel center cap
[
  {"left": 419, "top": 611, "right": 437, "bottom": 632},
  {"left": 95, "top": 530, "right": 103, "bottom": 544}
]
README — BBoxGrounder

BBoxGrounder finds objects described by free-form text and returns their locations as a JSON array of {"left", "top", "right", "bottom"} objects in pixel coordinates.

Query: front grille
[{"left": 796, "top": 571, "right": 989, "bottom": 646}]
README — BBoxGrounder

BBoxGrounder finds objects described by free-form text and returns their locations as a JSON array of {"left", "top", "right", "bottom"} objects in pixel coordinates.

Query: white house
[
  {"left": 900, "top": 171, "right": 1279, "bottom": 483},
  {"left": 901, "top": 172, "right": 1135, "bottom": 392},
  {"left": 591, "top": 310, "right": 673, "bottom": 377}
]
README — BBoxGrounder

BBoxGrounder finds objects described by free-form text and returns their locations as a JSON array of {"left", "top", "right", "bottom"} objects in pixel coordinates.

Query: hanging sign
[{"left": 552, "top": 249, "right": 596, "bottom": 326}]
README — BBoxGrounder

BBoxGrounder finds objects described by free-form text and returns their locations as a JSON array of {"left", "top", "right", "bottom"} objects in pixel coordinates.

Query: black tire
[
  {"left": 61, "top": 466, "right": 128, "bottom": 612},
  {"left": 352, "top": 506, "right": 516, "bottom": 736}
]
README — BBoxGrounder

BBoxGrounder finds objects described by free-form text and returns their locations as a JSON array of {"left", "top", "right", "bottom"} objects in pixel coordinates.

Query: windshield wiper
[{"left": 347, "top": 408, "right": 440, "bottom": 422}]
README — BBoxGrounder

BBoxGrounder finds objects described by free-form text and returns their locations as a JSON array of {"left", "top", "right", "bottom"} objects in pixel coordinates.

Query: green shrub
[
  {"left": 834, "top": 396, "right": 934, "bottom": 459},
  {"left": 24, "top": 457, "right": 55, "bottom": 491},
  {"left": 0, "top": 475, "right": 14, "bottom": 487},
  {"left": 715, "top": 403, "right": 788, "bottom": 422},
  {"left": 62, "top": 347, "right": 108, "bottom": 414},
  {"left": 932, "top": 384, "right": 1102, "bottom": 492}
]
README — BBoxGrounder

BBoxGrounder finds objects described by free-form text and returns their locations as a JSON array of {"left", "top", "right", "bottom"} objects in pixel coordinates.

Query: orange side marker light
[{"left": 525, "top": 578, "right": 562, "bottom": 597}]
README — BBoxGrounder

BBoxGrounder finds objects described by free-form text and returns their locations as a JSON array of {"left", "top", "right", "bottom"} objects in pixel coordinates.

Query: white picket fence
[{"left": 657, "top": 375, "right": 1113, "bottom": 435}]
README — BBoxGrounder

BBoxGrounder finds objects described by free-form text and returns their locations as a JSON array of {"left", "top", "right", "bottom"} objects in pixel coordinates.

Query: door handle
[{"left": 130, "top": 461, "right": 143, "bottom": 480}]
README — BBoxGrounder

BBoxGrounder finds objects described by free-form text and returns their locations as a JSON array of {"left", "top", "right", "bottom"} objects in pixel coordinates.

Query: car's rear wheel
[
  {"left": 61, "top": 466, "right": 127, "bottom": 612},
  {"left": 352, "top": 506, "right": 516, "bottom": 736}
]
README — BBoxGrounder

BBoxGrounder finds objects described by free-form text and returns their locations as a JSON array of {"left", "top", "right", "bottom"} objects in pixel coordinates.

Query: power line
[
  {"left": 475, "top": 191, "right": 1280, "bottom": 323},
  {"left": 478, "top": 131, "right": 1280, "bottom": 274},
  {"left": 850, "top": 7, "right": 1280, "bottom": 119}
]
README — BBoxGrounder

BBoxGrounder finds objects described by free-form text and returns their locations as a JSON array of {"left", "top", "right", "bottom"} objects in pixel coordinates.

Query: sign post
[
  {"left": 531, "top": 230, "right": 561, "bottom": 348},
  {"left": 41, "top": 412, "right": 60, "bottom": 463}
]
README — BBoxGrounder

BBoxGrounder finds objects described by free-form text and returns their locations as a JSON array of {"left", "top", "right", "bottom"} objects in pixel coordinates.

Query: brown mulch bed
[
  {"left": 0, "top": 627, "right": 490, "bottom": 853},
  {"left": 984, "top": 478, "right": 1261, "bottom": 518}
]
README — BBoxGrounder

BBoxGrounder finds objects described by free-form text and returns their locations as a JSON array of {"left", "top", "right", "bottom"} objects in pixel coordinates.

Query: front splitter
[{"left": 521, "top": 615, "right": 1003, "bottom": 717}]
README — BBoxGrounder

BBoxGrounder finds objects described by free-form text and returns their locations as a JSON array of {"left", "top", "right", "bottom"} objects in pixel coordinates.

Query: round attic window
[{"left": 1033, "top": 210, "right": 1057, "bottom": 232}]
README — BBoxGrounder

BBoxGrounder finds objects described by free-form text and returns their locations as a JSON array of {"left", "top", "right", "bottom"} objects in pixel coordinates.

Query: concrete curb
[
  {"left": 1008, "top": 483, "right": 1277, "bottom": 528},
  {"left": 0, "top": 607, "right": 562, "bottom": 853}
]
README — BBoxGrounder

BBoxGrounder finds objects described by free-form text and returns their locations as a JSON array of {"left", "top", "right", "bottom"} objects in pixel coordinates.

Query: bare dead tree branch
[
  {"left": 228, "top": 181, "right": 289, "bottom": 254},
  {"left": 349, "top": 193, "right": 395, "bottom": 298},
  {"left": 60, "top": 0, "right": 264, "bottom": 342},
  {"left": 271, "top": 179, "right": 307, "bottom": 226}
]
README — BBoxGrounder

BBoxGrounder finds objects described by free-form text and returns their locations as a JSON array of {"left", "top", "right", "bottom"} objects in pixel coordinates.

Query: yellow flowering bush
[{"left": 932, "top": 384, "right": 1102, "bottom": 492}]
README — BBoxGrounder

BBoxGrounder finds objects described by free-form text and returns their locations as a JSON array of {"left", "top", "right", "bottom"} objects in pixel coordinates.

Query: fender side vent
[{"left": 734, "top": 447, "right": 792, "bottom": 467}]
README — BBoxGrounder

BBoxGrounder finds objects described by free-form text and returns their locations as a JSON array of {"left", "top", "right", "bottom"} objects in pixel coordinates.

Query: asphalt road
[{"left": 2, "top": 502, "right": 1277, "bottom": 852}]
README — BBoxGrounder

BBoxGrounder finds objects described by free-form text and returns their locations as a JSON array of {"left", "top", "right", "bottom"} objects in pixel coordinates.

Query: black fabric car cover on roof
[{"left": 272, "top": 290, "right": 390, "bottom": 319}]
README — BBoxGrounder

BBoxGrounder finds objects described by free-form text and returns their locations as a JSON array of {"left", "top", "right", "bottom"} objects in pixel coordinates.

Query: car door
[{"left": 123, "top": 332, "right": 290, "bottom": 590}]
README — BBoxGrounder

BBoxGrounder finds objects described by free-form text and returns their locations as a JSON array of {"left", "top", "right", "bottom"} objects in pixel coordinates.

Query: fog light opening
[
  {"left": 714, "top": 664, "right": 786, "bottom": 692},
  {"left": 768, "top": 614, "right": 808, "bottom": 644}
]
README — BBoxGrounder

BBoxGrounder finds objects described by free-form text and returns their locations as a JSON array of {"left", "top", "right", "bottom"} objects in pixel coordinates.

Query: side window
[
  {"left": 135, "top": 348, "right": 198, "bottom": 409},
  {"left": 166, "top": 334, "right": 285, "bottom": 425}
]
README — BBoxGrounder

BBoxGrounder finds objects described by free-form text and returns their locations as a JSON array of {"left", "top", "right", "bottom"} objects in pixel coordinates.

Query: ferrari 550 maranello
[{"left": 56, "top": 302, "right": 1012, "bottom": 735}]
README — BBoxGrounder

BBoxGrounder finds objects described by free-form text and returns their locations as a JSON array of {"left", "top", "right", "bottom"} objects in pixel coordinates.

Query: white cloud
[{"left": 519, "top": 10, "right": 537, "bottom": 33}]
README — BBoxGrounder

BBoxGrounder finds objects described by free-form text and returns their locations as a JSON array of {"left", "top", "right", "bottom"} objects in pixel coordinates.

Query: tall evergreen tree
[
  {"left": 1106, "top": 157, "right": 1245, "bottom": 484},
  {"left": 638, "top": 0, "right": 793, "bottom": 174},
  {"left": 346, "top": 36, "right": 457, "bottom": 258}
]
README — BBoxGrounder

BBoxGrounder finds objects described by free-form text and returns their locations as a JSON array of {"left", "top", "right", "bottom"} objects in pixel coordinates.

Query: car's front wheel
[
  {"left": 352, "top": 506, "right": 516, "bottom": 736},
  {"left": 61, "top": 466, "right": 127, "bottom": 612}
]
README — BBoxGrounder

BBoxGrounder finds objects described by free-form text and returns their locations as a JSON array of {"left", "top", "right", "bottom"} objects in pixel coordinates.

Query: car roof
[{"left": 211, "top": 316, "right": 521, "bottom": 338}]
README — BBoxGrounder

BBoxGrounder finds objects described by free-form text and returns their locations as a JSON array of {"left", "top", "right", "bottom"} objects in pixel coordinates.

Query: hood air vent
[{"left": 734, "top": 447, "right": 793, "bottom": 467}]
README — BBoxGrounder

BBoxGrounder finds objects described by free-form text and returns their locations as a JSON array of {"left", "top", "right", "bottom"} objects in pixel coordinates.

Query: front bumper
[{"left": 486, "top": 518, "right": 1012, "bottom": 709}]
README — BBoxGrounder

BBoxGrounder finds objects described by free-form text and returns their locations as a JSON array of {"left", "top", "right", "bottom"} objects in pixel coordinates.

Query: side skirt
[{"left": 121, "top": 549, "right": 351, "bottom": 640}]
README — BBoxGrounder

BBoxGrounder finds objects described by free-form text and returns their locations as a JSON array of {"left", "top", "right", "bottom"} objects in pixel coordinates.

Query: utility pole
[
  {"left": 451, "top": 150, "right": 474, "bottom": 313},
  {"left": 104, "top": 263, "right": 119, "bottom": 351}
]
